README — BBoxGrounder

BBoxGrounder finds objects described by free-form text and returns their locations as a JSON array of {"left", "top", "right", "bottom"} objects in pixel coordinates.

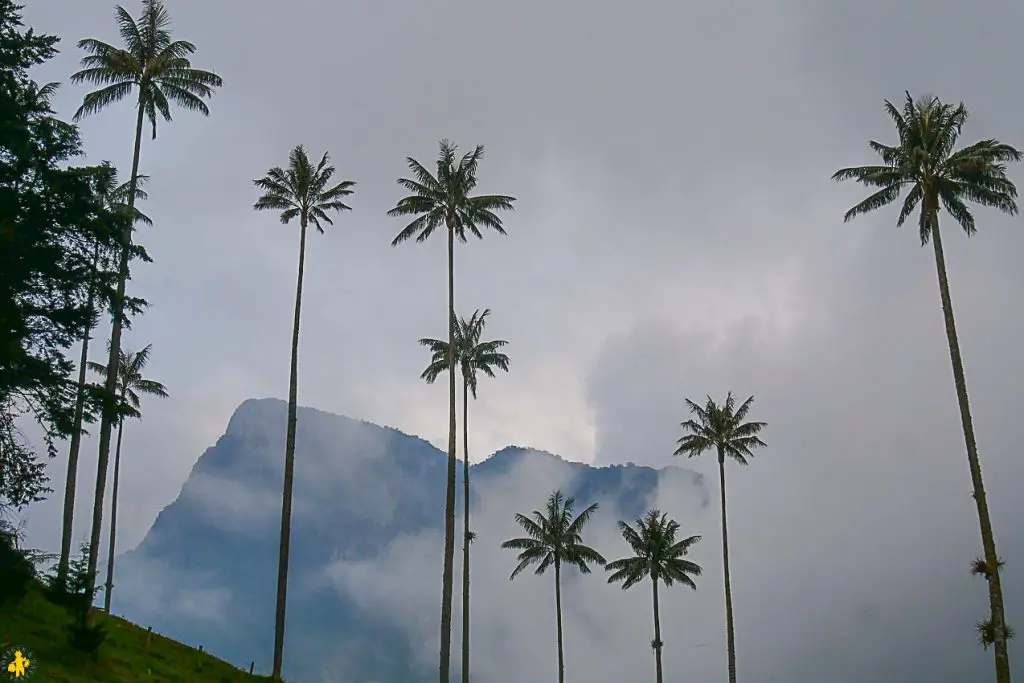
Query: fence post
[
  {"left": 144, "top": 626, "right": 152, "bottom": 653},
  {"left": 249, "top": 661, "right": 255, "bottom": 675}
]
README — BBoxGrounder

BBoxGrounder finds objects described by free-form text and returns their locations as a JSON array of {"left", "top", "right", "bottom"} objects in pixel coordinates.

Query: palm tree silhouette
[
  {"left": 253, "top": 144, "right": 355, "bottom": 680},
  {"left": 833, "top": 93, "right": 1020, "bottom": 682},
  {"left": 606, "top": 510, "right": 702, "bottom": 683},
  {"left": 70, "top": 0, "right": 222, "bottom": 592},
  {"left": 501, "top": 490, "right": 605, "bottom": 683},
  {"left": 420, "top": 308, "right": 510, "bottom": 683},
  {"left": 388, "top": 139, "right": 514, "bottom": 683},
  {"left": 675, "top": 392, "right": 765, "bottom": 683},
  {"left": 87, "top": 343, "right": 167, "bottom": 612}
]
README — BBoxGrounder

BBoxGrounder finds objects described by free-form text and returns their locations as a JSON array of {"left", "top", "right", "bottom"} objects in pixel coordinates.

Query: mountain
[{"left": 113, "top": 398, "right": 710, "bottom": 683}]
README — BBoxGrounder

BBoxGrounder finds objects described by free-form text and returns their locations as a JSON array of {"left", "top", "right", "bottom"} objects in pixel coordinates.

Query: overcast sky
[{"left": 15, "top": 0, "right": 1024, "bottom": 680}]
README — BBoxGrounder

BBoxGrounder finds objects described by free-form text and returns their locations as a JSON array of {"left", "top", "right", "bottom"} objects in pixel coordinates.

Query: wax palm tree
[
  {"left": 501, "top": 490, "right": 605, "bottom": 683},
  {"left": 833, "top": 92, "right": 1020, "bottom": 683},
  {"left": 253, "top": 144, "right": 354, "bottom": 681},
  {"left": 57, "top": 165, "right": 152, "bottom": 585},
  {"left": 388, "top": 139, "right": 515, "bottom": 683},
  {"left": 87, "top": 343, "right": 166, "bottom": 612},
  {"left": 70, "top": 0, "right": 222, "bottom": 591},
  {"left": 420, "top": 308, "right": 510, "bottom": 683},
  {"left": 674, "top": 393, "right": 766, "bottom": 683},
  {"left": 606, "top": 510, "right": 702, "bottom": 683}
]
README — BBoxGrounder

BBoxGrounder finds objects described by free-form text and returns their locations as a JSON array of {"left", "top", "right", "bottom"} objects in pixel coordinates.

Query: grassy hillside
[{"left": 1, "top": 585, "right": 275, "bottom": 683}]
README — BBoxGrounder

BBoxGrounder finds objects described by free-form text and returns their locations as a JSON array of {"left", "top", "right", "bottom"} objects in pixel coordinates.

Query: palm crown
[
  {"left": 501, "top": 490, "right": 606, "bottom": 580},
  {"left": 88, "top": 342, "right": 168, "bottom": 423},
  {"left": 606, "top": 510, "right": 702, "bottom": 589},
  {"left": 675, "top": 393, "right": 767, "bottom": 465},
  {"left": 94, "top": 164, "right": 152, "bottom": 228},
  {"left": 832, "top": 92, "right": 1021, "bottom": 243},
  {"left": 70, "top": 0, "right": 223, "bottom": 138},
  {"left": 420, "top": 309, "right": 510, "bottom": 397},
  {"left": 253, "top": 145, "right": 355, "bottom": 231},
  {"left": 387, "top": 139, "right": 516, "bottom": 245}
]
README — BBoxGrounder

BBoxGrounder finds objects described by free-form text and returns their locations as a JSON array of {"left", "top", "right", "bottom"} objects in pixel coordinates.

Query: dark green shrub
[
  {"left": 61, "top": 544, "right": 108, "bottom": 659},
  {"left": 0, "top": 520, "right": 35, "bottom": 607},
  {"left": 67, "top": 616, "right": 107, "bottom": 660}
]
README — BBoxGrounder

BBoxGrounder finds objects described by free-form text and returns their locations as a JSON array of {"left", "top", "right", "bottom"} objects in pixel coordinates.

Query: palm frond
[
  {"left": 607, "top": 511, "right": 702, "bottom": 591},
  {"left": 388, "top": 140, "right": 515, "bottom": 248},
  {"left": 73, "top": 81, "right": 136, "bottom": 121},
  {"left": 503, "top": 489, "right": 603, "bottom": 582},
  {"left": 835, "top": 92, "right": 1021, "bottom": 239},
  {"left": 419, "top": 335, "right": 449, "bottom": 384},
  {"left": 841, "top": 184, "right": 903, "bottom": 222},
  {"left": 676, "top": 393, "right": 767, "bottom": 464},
  {"left": 566, "top": 502, "right": 599, "bottom": 537},
  {"left": 73, "top": 4, "right": 221, "bottom": 134},
  {"left": 606, "top": 556, "right": 647, "bottom": 590},
  {"left": 938, "top": 190, "right": 977, "bottom": 237},
  {"left": 253, "top": 145, "right": 355, "bottom": 232}
]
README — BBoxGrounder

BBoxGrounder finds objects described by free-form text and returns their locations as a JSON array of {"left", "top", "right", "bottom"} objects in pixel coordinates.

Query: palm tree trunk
[
  {"left": 718, "top": 448, "right": 737, "bottom": 683},
  {"left": 554, "top": 559, "right": 565, "bottom": 683},
  {"left": 461, "top": 376, "right": 471, "bottom": 683},
  {"left": 58, "top": 243, "right": 100, "bottom": 584},
  {"left": 652, "top": 574, "right": 664, "bottom": 683},
  {"left": 271, "top": 213, "right": 308, "bottom": 681},
  {"left": 929, "top": 215, "right": 1011, "bottom": 683},
  {"left": 103, "top": 417, "right": 124, "bottom": 613},
  {"left": 86, "top": 100, "right": 146, "bottom": 595},
  {"left": 438, "top": 218, "right": 458, "bottom": 683}
]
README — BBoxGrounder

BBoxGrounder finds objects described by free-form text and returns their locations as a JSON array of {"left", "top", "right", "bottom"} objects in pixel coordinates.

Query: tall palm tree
[
  {"left": 388, "top": 139, "right": 515, "bottom": 683},
  {"left": 87, "top": 343, "right": 167, "bottom": 612},
  {"left": 70, "top": 0, "right": 222, "bottom": 592},
  {"left": 501, "top": 490, "right": 605, "bottom": 683},
  {"left": 606, "top": 510, "right": 702, "bottom": 683},
  {"left": 57, "top": 165, "right": 152, "bottom": 585},
  {"left": 420, "top": 308, "right": 510, "bottom": 683},
  {"left": 833, "top": 92, "right": 1020, "bottom": 683},
  {"left": 253, "top": 145, "right": 355, "bottom": 681},
  {"left": 674, "top": 393, "right": 766, "bottom": 683}
]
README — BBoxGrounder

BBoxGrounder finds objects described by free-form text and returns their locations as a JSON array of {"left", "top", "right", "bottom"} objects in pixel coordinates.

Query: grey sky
[{"left": 17, "top": 0, "right": 1024, "bottom": 680}]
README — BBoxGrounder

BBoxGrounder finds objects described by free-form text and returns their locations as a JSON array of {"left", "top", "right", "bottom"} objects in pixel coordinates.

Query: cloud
[
  {"left": 111, "top": 550, "right": 232, "bottom": 627},
  {"left": 324, "top": 451, "right": 718, "bottom": 683},
  {"left": 177, "top": 469, "right": 281, "bottom": 537}
]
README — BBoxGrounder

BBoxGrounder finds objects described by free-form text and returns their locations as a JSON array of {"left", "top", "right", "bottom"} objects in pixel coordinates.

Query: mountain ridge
[{"left": 113, "top": 397, "right": 711, "bottom": 682}]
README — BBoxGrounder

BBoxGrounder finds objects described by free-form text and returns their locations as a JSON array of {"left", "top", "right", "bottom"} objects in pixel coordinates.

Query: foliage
[
  {"left": 387, "top": 139, "right": 516, "bottom": 246},
  {"left": 832, "top": 92, "right": 1021, "bottom": 243},
  {"left": 606, "top": 510, "right": 702, "bottom": 590},
  {"left": 501, "top": 490, "right": 606, "bottom": 578},
  {"left": 60, "top": 540, "right": 108, "bottom": 659},
  {"left": 87, "top": 342, "right": 169, "bottom": 423},
  {"left": 0, "top": 516, "right": 35, "bottom": 607},
  {"left": 420, "top": 308, "right": 510, "bottom": 397},
  {"left": 70, "top": 0, "right": 223, "bottom": 139},
  {"left": 977, "top": 618, "right": 1016, "bottom": 651},
  {"left": 675, "top": 393, "right": 767, "bottom": 464},
  {"left": 0, "top": 0, "right": 145, "bottom": 509},
  {"left": 253, "top": 144, "right": 355, "bottom": 230}
]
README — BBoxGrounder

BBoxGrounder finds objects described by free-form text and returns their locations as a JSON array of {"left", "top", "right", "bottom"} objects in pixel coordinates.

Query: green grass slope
[{"left": 1, "top": 585, "right": 274, "bottom": 682}]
